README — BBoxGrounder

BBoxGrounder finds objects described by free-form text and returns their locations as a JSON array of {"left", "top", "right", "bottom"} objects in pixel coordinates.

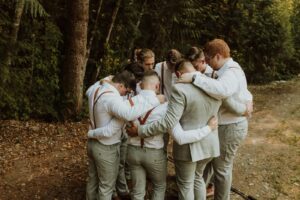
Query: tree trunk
[
  {"left": 105, "top": 0, "right": 122, "bottom": 44},
  {"left": 1, "top": 0, "right": 25, "bottom": 84},
  {"left": 62, "top": 0, "right": 89, "bottom": 119},
  {"left": 128, "top": 0, "right": 147, "bottom": 55},
  {"left": 84, "top": 0, "right": 104, "bottom": 69},
  {"left": 89, "top": 0, "right": 122, "bottom": 84}
]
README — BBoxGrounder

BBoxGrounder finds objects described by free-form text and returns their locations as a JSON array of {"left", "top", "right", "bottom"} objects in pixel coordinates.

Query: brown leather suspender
[
  {"left": 137, "top": 108, "right": 156, "bottom": 148},
  {"left": 128, "top": 98, "right": 156, "bottom": 148},
  {"left": 92, "top": 90, "right": 113, "bottom": 129},
  {"left": 161, "top": 62, "right": 165, "bottom": 95}
]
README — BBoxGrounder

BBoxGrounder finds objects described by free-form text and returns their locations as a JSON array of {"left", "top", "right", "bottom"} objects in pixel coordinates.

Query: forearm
[
  {"left": 108, "top": 95, "right": 159, "bottom": 121},
  {"left": 193, "top": 71, "right": 238, "bottom": 100},
  {"left": 171, "top": 123, "right": 211, "bottom": 145},
  {"left": 138, "top": 110, "right": 179, "bottom": 137},
  {"left": 88, "top": 119, "right": 124, "bottom": 139},
  {"left": 138, "top": 86, "right": 185, "bottom": 138}
]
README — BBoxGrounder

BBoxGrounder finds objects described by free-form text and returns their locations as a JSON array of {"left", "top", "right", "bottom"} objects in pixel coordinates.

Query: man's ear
[
  {"left": 118, "top": 83, "right": 126, "bottom": 90},
  {"left": 216, "top": 53, "right": 223, "bottom": 61}
]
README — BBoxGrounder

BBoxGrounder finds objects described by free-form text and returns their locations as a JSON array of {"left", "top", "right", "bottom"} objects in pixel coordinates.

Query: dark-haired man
[{"left": 86, "top": 70, "right": 163, "bottom": 200}]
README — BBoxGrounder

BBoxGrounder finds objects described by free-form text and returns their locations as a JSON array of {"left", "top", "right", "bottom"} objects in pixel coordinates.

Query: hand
[
  {"left": 245, "top": 101, "right": 253, "bottom": 118},
  {"left": 156, "top": 94, "right": 166, "bottom": 104},
  {"left": 177, "top": 73, "right": 194, "bottom": 83},
  {"left": 126, "top": 123, "right": 139, "bottom": 137},
  {"left": 207, "top": 116, "right": 218, "bottom": 131}
]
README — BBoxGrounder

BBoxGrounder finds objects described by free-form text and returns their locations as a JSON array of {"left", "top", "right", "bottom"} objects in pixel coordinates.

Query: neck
[
  {"left": 142, "top": 84, "right": 156, "bottom": 92},
  {"left": 219, "top": 57, "right": 231, "bottom": 69}
]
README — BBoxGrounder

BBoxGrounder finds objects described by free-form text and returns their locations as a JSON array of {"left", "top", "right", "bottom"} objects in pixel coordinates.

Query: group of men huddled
[{"left": 85, "top": 38, "right": 253, "bottom": 200}]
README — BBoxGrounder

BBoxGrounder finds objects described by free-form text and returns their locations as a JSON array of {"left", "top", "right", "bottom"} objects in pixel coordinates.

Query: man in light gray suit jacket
[{"left": 127, "top": 60, "right": 222, "bottom": 200}]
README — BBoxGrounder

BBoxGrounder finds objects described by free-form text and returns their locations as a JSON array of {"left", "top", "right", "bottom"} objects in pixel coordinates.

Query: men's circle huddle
[{"left": 85, "top": 39, "right": 253, "bottom": 200}]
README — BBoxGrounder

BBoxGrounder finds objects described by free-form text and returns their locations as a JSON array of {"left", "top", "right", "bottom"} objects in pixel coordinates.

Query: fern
[{"left": 24, "top": 0, "right": 48, "bottom": 17}]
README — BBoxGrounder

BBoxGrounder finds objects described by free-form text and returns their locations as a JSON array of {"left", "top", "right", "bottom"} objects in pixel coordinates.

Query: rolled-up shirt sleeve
[
  {"left": 105, "top": 94, "right": 160, "bottom": 121},
  {"left": 170, "top": 123, "right": 212, "bottom": 145},
  {"left": 88, "top": 118, "right": 124, "bottom": 139}
]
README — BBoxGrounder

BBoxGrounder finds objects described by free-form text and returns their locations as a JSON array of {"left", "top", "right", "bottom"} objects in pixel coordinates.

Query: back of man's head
[
  {"left": 166, "top": 49, "right": 182, "bottom": 65},
  {"left": 124, "top": 62, "right": 144, "bottom": 82},
  {"left": 175, "top": 59, "right": 195, "bottom": 73},
  {"left": 186, "top": 46, "right": 204, "bottom": 62},
  {"left": 142, "top": 70, "right": 160, "bottom": 86},
  {"left": 112, "top": 70, "right": 136, "bottom": 92}
]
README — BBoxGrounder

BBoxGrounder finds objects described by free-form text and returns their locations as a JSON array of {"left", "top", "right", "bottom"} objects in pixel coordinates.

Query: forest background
[{"left": 1, "top": 0, "right": 300, "bottom": 121}]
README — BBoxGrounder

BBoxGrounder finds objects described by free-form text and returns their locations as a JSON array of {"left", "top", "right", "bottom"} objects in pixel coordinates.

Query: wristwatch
[{"left": 192, "top": 74, "right": 197, "bottom": 83}]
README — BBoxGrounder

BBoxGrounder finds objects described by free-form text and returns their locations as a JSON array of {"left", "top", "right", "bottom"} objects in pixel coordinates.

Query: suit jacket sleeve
[{"left": 138, "top": 85, "right": 185, "bottom": 138}]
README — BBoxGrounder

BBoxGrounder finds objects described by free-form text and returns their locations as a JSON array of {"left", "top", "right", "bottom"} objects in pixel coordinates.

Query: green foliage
[
  {"left": 24, "top": 0, "right": 48, "bottom": 17},
  {"left": 0, "top": 13, "right": 62, "bottom": 120},
  {"left": 291, "top": 0, "right": 300, "bottom": 51},
  {"left": 1, "top": 0, "right": 300, "bottom": 120},
  {"left": 98, "top": 44, "right": 123, "bottom": 78}
]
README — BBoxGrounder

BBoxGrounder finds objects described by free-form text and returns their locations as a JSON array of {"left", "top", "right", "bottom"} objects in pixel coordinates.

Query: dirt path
[
  {"left": 0, "top": 77, "right": 299, "bottom": 200},
  {"left": 231, "top": 78, "right": 300, "bottom": 200}
]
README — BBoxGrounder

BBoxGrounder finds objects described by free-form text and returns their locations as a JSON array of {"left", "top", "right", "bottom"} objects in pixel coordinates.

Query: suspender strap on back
[
  {"left": 161, "top": 62, "right": 165, "bottom": 95},
  {"left": 137, "top": 107, "right": 156, "bottom": 148},
  {"left": 92, "top": 90, "right": 113, "bottom": 129}
]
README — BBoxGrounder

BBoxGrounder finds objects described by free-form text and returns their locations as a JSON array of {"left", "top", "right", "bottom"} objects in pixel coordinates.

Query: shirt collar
[
  {"left": 191, "top": 71, "right": 202, "bottom": 76},
  {"left": 139, "top": 90, "right": 157, "bottom": 98},
  {"left": 216, "top": 57, "right": 233, "bottom": 77},
  {"left": 102, "top": 82, "right": 120, "bottom": 96}
]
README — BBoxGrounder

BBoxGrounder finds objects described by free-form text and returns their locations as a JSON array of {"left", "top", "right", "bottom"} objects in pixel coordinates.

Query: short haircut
[
  {"left": 124, "top": 62, "right": 144, "bottom": 81},
  {"left": 186, "top": 46, "right": 204, "bottom": 62},
  {"left": 141, "top": 70, "right": 160, "bottom": 84},
  {"left": 204, "top": 39, "right": 230, "bottom": 58},
  {"left": 112, "top": 70, "right": 137, "bottom": 91},
  {"left": 175, "top": 59, "right": 193, "bottom": 72},
  {"left": 166, "top": 49, "right": 182, "bottom": 65},
  {"left": 137, "top": 48, "right": 155, "bottom": 63}
]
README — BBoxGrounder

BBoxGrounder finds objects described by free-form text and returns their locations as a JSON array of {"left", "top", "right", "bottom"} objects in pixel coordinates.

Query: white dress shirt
[
  {"left": 89, "top": 89, "right": 213, "bottom": 148},
  {"left": 203, "top": 64, "right": 214, "bottom": 77},
  {"left": 86, "top": 82, "right": 160, "bottom": 145},
  {"left": 193, "top": 58, "right": 252, "bottom": 125},
  {"left": 155, "top": 61, "right": 177, "bottom": 101}
]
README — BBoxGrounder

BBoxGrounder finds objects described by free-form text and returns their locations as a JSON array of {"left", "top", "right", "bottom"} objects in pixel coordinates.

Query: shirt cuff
[
  {"left": 202, "top": 125, "right": 212, "bottom": 134},
  {"left": 138, "top": 126, "right": 145, "bottom": 138},
  {"left": 87, "top": 130, "right": 95, "bottom": 138}
]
